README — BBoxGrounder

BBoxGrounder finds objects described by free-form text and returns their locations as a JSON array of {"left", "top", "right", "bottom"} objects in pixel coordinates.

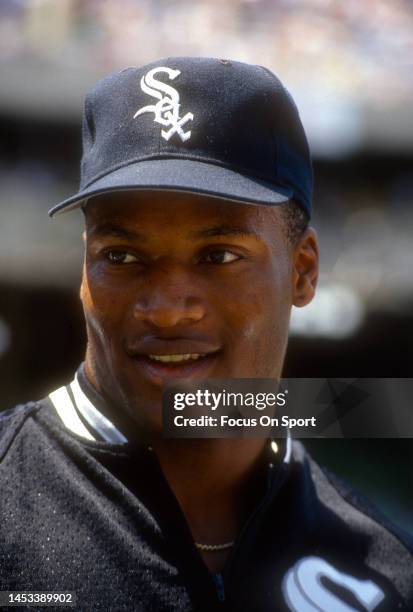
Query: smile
[
  {"left": 130, "top": 351, "right": 220, "bottom": 386},
  {"left": 148, "top": 353, "right": 206, "bottom": 363}
]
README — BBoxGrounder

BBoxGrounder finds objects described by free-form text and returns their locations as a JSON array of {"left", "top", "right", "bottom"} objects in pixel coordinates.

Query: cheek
[
  {"left": 224, "top": 259, "right": 291, "bottom": 331},
  {"left": 219, "top": 258, "right": 292, "bottom": 372},
  {"left": 80, "top": 267, "right": 127, "bottom": 345}
]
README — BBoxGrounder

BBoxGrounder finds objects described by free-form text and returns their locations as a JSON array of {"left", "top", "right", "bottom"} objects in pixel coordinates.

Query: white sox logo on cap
[{"left": 134, "top": 67, "right": 194, "bottom": 142}]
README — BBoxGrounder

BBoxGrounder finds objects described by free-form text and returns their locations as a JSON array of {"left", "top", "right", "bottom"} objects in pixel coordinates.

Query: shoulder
[
  {"left": 287, "top": 441, "right": 413, "bottom": 606},
  {"left": 0, "top": 402, "right": 41, "bottom": 462},
  {"left": 300, "top": 442, "right": 412, "bottom": 552},
  {"left": 319, "top": 462, "right": 413, "bottom": 550}
]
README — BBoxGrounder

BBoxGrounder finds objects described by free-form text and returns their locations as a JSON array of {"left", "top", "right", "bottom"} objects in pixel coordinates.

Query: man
[{"left": 0, "top": 57, "right": 411, "bottom": 611}]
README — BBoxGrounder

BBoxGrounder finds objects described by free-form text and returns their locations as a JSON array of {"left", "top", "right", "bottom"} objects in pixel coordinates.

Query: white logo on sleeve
[
  {"left": 282, "top": 556, "right": 385, "bottom": 612},
  {"left": 133, "top": 67, "right": 194, "bottom": 142}
]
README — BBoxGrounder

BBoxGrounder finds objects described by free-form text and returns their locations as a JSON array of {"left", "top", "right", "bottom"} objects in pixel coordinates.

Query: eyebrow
[
  {"left": 89, "top": 222, "right": 262, "bottom": 242},
  {"left": 89, "top": 224, "right": 147, "bottom": 242},
  {"left": 188, "top": 224, "right": 262, "bottom": 241}
]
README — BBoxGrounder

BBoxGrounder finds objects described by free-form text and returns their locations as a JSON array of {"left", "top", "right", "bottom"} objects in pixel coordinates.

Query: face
[{"left": 80, "top": 191, "right": 318, "bottom": 433}]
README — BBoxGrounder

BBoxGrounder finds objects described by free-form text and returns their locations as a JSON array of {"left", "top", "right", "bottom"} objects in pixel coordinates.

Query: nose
[{"left": 133, "top": 264, "right": 206, "bottom": 329}]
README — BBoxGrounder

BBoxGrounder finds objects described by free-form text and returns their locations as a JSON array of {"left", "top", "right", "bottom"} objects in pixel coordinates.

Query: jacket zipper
[
  {"left": 221, "top": 460, "right": 289, "bottom": 596},
  {"left": 212, "top": 573, "right": 226, "bottom": 602}
]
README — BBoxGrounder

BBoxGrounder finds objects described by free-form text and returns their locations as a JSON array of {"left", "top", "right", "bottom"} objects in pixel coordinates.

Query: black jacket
[{"left": 0, "top": 398, "right": 412, "bottom": 611}]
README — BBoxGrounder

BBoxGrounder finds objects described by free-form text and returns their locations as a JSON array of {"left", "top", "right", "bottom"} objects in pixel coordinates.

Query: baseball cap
[{"left": 48, "top": 57, "right": 313, "bottom": 218}]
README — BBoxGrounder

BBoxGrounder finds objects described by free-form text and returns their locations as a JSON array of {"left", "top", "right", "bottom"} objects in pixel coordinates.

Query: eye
[
  {"left": 105, "top": 250, "right": 140, "bottom": 265},
  {"left": 202, "top": 250, "right": 241, "bottom": 264}
]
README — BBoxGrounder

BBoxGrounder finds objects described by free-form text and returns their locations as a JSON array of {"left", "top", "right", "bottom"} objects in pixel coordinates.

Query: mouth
[
  {"left": 130, "top": 351, "right": 220, "bottom": 386},
  {"left": 147, "top": 353, "right": 206, "bottom": 363}
]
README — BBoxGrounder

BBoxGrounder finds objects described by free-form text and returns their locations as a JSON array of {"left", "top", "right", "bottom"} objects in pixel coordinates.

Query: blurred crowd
[{"left": 0, "top": 0, "right": 412, "bottom": 109}]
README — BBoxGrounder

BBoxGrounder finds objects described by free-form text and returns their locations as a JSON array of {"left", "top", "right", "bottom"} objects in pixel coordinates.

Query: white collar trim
[
  {"left": 49, "top": 376, "right": 291, "bottom": 460},
  {"left": 49, "top": 375, "right": 127, "bottom": 444}
]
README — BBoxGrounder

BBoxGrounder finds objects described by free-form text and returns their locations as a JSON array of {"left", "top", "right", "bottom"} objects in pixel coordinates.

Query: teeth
[{"left": 148, "top": 353, "right": 205, "bottom": 363}]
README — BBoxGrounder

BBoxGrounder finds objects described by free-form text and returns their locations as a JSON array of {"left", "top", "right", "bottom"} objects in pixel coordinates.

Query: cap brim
[{"left": 48, "top": 159, "right": 292, "bottom": 217}]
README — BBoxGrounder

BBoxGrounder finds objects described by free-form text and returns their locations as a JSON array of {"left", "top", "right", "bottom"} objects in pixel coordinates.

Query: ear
[
  {"left": 79, "top": 257, "right": 87, "bottom": 303},
  {"left": 291, "top": 227, "right": 319, "bottom": 307}
]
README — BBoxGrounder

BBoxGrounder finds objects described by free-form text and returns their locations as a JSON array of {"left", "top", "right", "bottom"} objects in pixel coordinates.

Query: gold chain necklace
[
  {"left": 193, "top": 446, "right": 280, "bottom": 554},
  {"left": 195, "top": 541, "right": 234, "bottom": 552}
]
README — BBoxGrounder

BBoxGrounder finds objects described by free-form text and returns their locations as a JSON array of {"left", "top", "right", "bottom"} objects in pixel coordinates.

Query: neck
[{"left": 152, "top": 437, "right": 269, "bottom": 570}]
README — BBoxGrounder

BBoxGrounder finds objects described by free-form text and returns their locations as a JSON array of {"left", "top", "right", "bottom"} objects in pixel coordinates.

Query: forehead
[{"left": 84, "top": 190, "right": 283, "bottom": 238}]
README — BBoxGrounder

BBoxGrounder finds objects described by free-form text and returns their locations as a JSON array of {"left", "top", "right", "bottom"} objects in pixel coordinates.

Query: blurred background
[{"left": 0, "top": 0, "right": 412, "bottom": 532}]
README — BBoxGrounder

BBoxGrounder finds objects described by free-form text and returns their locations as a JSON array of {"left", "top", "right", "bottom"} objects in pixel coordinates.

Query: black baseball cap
[{"left": 48, "top": 57, "right": 313, "bottom": 218}]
